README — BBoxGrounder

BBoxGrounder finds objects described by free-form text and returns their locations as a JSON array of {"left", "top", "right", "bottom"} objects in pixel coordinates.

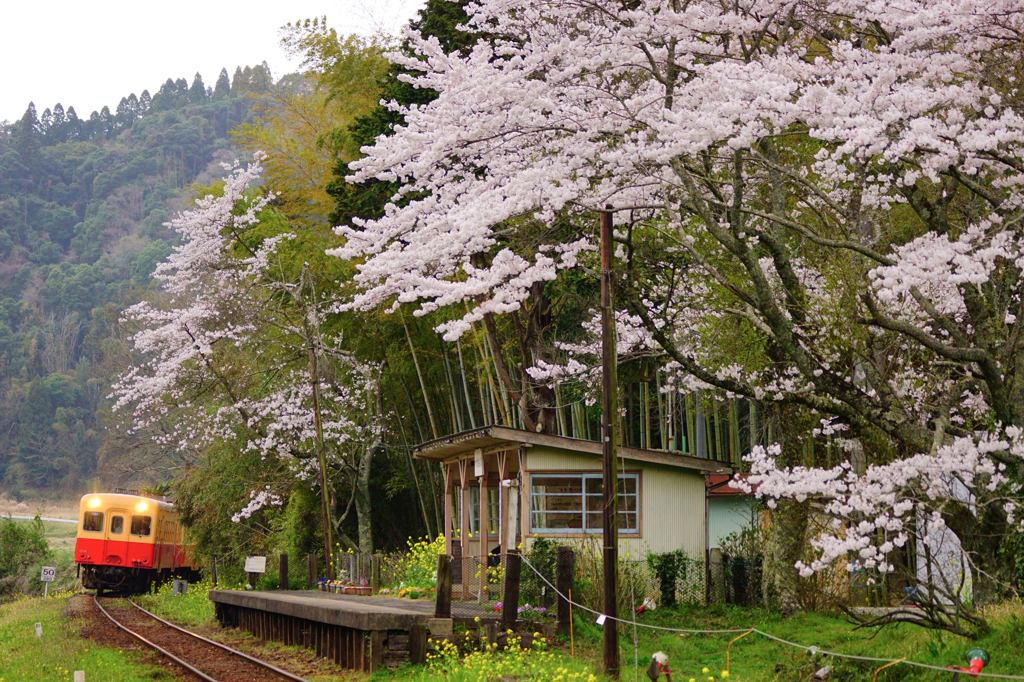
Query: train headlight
[
  {"left": 88, "top": 497, "right": 101, "bottom": 508},
  {"left": 135, "top": 501, "right": 148, "bottom": 512}
]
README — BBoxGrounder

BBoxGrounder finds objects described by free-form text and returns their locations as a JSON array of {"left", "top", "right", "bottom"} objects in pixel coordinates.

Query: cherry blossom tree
[
  {"left": 332, "top": 0, "right": 1024, "bottom": 627},
  {"left": 110, "top": 155, "right": 386, "bottom": 554}
]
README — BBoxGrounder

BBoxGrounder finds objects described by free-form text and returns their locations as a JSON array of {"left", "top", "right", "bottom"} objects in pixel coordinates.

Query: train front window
[
  {"left": 83, "top": 512, "right": 103, "bottom": 532},
  {"left": 131, "top": 515, "right": 152, "bottom": 536},
  {"left": 110, "top": 516, "right": 124, "bottom": 534}
]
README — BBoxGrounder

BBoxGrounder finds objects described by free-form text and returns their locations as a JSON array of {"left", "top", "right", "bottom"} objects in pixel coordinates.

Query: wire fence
[
  {"left": 450, "top": 552, "right": 505, "bottom": 621},
  {"left": 563, "top": 553, "right": 763, "bottom": 612},
  {"left": 517, "top": 554, "right": 1024, "bottom": 682}
]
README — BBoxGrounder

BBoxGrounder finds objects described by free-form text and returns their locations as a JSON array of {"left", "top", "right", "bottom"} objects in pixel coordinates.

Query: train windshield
[
  {"left": 83, "top": 512, "right": 103, "bottom": 532},
  {"left": 110, "top": 515, "right": 124, "bottom": 534},
  {"left": 131, "top": 515, "right": 152, "bottom": 536}
]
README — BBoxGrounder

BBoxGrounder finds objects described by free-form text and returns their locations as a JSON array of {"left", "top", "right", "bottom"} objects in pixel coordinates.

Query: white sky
[{"left": 0, "top": 0, "right": 425, "bottom": 124}]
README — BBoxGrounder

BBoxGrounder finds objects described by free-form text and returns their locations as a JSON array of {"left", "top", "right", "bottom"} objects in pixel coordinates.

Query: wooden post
[
  {"left": 502, "top": 549, "right": 522, "bottom": 629},
  {"left": 371, "top": 554, "right": 381, "bottom": 594},
  {"left": 556, "top": 546, "right": 575, "bottom": 637},
  {"left": 211, "top": 555, "right": 218, "bottom": 588},
  {"left": 279, "top": 554, "right": 288, "bottom": 590},
  {"left": 409, "top": 625, "right": 428, "bottom": 665},
  {"left": 435, "top": 554, "right": 453, "bottom": 618},
  {"left": 307, "top": 554, "right": 316, "bottom": 588},
  {"left": 479, "top": 475, "right": 488, "bottom": 602},
  {"left": 444, "top": 464, "right": 454, "bottom": 556},
  {"left": 600, "top": 207, "right": 620, "bottom": 678},
  {"left": 461, "top": 474, "right": 471, "bottom": 599}
]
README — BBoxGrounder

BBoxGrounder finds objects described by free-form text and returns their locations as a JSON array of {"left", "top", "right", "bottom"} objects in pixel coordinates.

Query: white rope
[{"left": 517, "top": 555, "right": 1024, "bottom": 680}]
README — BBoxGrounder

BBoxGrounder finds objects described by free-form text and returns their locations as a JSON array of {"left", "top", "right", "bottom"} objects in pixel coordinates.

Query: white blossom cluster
[
  {"left": 740, "top": 428, "right": 1024, "bottom": 578},
  {"left": 231, "top": 486, "right": 284, "bottom": 523}
]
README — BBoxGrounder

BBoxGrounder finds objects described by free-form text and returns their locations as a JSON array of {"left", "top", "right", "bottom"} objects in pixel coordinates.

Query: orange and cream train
[{"left": 74, "top": 490, "right": 200, "bottom": 593}]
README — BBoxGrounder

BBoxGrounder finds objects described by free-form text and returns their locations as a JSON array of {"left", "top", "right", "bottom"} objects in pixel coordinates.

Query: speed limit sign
[{"left": 40, "top": 566, "right": 56, "bottom": 582}]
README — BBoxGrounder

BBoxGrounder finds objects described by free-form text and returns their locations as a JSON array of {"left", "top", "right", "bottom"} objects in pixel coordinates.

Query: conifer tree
[
  {"left": 213, "top": 68, "right": 231, "bottom": 100},
  {"left": 189, "top": 72, "right": 206, "bottom": 103}
]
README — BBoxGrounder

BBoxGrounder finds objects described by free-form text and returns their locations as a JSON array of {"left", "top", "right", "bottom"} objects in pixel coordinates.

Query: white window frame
[{"left": 529, "top": 472, "right": 640, "bottom": 535}]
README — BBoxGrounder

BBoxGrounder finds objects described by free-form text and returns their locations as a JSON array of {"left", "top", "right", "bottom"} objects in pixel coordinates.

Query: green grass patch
[
  {"left": 599, "top": 601, "right": 1024, "bottom": 682},
  {"left": 0, "top": 594, "right": 170, "bottom": 682},
  {"left": 134, "top": 575, "right": 219, "bottom": 627}
]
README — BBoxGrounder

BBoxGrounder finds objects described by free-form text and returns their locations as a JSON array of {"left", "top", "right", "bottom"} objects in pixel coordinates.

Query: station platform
[{"left": 208, "top": 589, "right": 491, "bottom": 672}]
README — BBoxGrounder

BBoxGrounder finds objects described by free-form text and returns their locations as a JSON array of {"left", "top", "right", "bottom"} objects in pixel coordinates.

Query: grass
[
  {"left": 588, "top": 601, "right": 1024, "bottom": 682},
  {"left": 134, "top": 575, "right": 219, "bottom": 627},
  {"left": 0, "top": 593, "right": 170, "bottom": 682},
  {"left": 125, "top": 568, "right": 1024, "bottom": 682}
]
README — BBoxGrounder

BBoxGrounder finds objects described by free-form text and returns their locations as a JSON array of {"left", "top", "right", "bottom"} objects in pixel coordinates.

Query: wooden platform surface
[{"left": 209, "top": 590, "right": 497, "bottom": 630}]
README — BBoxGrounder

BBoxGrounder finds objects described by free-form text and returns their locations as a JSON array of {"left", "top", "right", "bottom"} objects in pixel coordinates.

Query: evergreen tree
[
  {"left": 13, "top": 103, "right": 41, "bottom": 159},
  {"left": 65, "top": 106, "right": 81, "bottom": 140},
  {"left": 213, "top": 67, "right": 231, "bottom": 100},
  {"left": 115, "top": 97, "right": 132, "bottom": 128},
  {"left": 231, "top": 66, "right": 245, "bottom": 92},
  {"left": 100, "top": 106, "right": 113, "bottom": 133},
  {"left": 188, "top": 72, "right": 207, "bottom": 103},
  {"left": 152, "top": 79, "right": 177, "bottom": 111},
  {"left": 49, "top": 104, "right": 67, "bottom": 143},
  {"left": 138, "top": 89, "right": 152, "bottom": 114},
  {"left": 174, "top": 78, "right": 189, "bottom": 99}
]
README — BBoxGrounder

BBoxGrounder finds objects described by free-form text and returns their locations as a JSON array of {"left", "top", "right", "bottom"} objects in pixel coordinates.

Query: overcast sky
[{"left": 0, "top": 0, "right": 425, "bottom": 124}]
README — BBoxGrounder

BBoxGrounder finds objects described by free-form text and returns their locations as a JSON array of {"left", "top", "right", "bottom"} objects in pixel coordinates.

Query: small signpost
[
  {"left": 40, "top": 566, "right": 56, "bottom": 599},
  {"left": 245, "top": 555, "right": 266, "bottom": 589}
]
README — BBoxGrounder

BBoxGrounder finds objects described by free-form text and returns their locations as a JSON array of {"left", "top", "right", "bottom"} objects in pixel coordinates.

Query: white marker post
[{"left": 40, "top": 566, "right": 56, "bottom": 599}]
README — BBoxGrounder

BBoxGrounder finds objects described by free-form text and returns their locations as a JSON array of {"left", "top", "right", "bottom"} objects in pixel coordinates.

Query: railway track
[{"left": 93, "top": 596, "right": 311, "bottom": 682}]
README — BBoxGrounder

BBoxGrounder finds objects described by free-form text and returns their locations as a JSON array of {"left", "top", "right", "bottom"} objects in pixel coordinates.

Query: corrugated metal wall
[
  {"left": 708, "top": 496, "right": 756, "bottom": 549},
  {"left": 521, "top": 445, "right": 705, "bottom": 558}
]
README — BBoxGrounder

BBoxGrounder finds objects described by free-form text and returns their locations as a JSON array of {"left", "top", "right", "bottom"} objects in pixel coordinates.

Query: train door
[
  {"left": 104, "top": 508, "right": 129, "bottom": 565},
  {"left": 154, "top": 518, "right": 165, "bottom": 569}
]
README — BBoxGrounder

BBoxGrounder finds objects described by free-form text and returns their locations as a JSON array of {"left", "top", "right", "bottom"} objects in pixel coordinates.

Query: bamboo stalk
[
  {"left": 555, "top": 382, "right": 568, "bottom": 436},
  {"left": 404, "top": 317, "right": 439, "bottom": 439},
  {"left": 442, "top": 340, "right": 463, "bottom": 432},
  {"left": 457, "top": 337, "right": 478, "bottom": 429}
]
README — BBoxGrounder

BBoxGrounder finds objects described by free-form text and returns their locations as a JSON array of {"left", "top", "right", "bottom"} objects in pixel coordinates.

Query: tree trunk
[{"left": 764, "top": 498, "right": 810, "bottom": 614}]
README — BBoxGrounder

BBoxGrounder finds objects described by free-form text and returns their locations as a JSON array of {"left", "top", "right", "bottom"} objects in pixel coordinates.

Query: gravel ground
[{"left": 69, "top": 594, "right": 358, "bottom": 681}]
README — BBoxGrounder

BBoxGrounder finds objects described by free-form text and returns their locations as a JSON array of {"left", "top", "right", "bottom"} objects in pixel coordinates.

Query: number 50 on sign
[{"left": 40, "top": 566, "right": 56, "bottom": 582}]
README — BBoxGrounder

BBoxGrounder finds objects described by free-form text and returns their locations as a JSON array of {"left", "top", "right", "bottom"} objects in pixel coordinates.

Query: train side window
[
  {"left": 83, "top": 512, "right": 103, "bottom": 532},
  {"left": 110, "top": 516, "right": 124, "bottom": 534},
  {"left": 131, "top": 515, "right": 152, "bottom": 536}
]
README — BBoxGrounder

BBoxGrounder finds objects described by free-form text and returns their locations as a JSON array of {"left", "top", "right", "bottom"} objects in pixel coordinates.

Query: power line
[{"left": 519, "top": 556, "right": 1023, "bottom": 680}]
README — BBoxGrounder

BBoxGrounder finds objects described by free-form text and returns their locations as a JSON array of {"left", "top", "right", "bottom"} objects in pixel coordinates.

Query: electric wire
[{"left": 518, "top": 555, "right": 1024, "bottom": 680}]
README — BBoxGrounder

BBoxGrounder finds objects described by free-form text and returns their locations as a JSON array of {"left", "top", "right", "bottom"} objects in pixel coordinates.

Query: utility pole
[
  {"left": 302, "top": 265, "right": 333, "bottom": 581},
  {"left": 600, "top": 208, "right": 620, "bottom": 678}
]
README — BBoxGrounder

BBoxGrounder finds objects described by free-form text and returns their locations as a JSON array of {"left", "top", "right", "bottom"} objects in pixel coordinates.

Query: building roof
[
  {"left": 413, "top": 425, "right": 733, "bottom": 474},
  {"left": 706, "top": 473, "right": 754, "bottom": 497}
]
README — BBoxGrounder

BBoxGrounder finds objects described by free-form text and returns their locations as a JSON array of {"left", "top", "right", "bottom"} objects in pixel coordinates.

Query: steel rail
[
  {"left": 93, "top": 596, "right": 311, "bottom": 682},
  {"left": 126, "top": 598, "right": 311, "bottom": 682},
  {"left": 93, "top": 596, "right": 219, "bottom": 682}
]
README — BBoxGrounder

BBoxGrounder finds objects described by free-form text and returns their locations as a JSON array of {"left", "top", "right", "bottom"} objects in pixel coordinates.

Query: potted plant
[{"left": 354, "top": 576, "right": 371, "bottom": 596}]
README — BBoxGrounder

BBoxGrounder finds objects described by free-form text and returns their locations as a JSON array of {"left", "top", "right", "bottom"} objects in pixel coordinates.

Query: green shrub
[
  {"left": 647, "top": 549, "right": 688, "bottom": 608},
  {"left": 0, "top": 515, "right": 51, "bottom": 599}
]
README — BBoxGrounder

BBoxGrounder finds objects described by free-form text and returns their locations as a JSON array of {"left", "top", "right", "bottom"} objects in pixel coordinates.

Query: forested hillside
[{"left": 0, "top": 65, "right": 274, "bottom": 493}]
